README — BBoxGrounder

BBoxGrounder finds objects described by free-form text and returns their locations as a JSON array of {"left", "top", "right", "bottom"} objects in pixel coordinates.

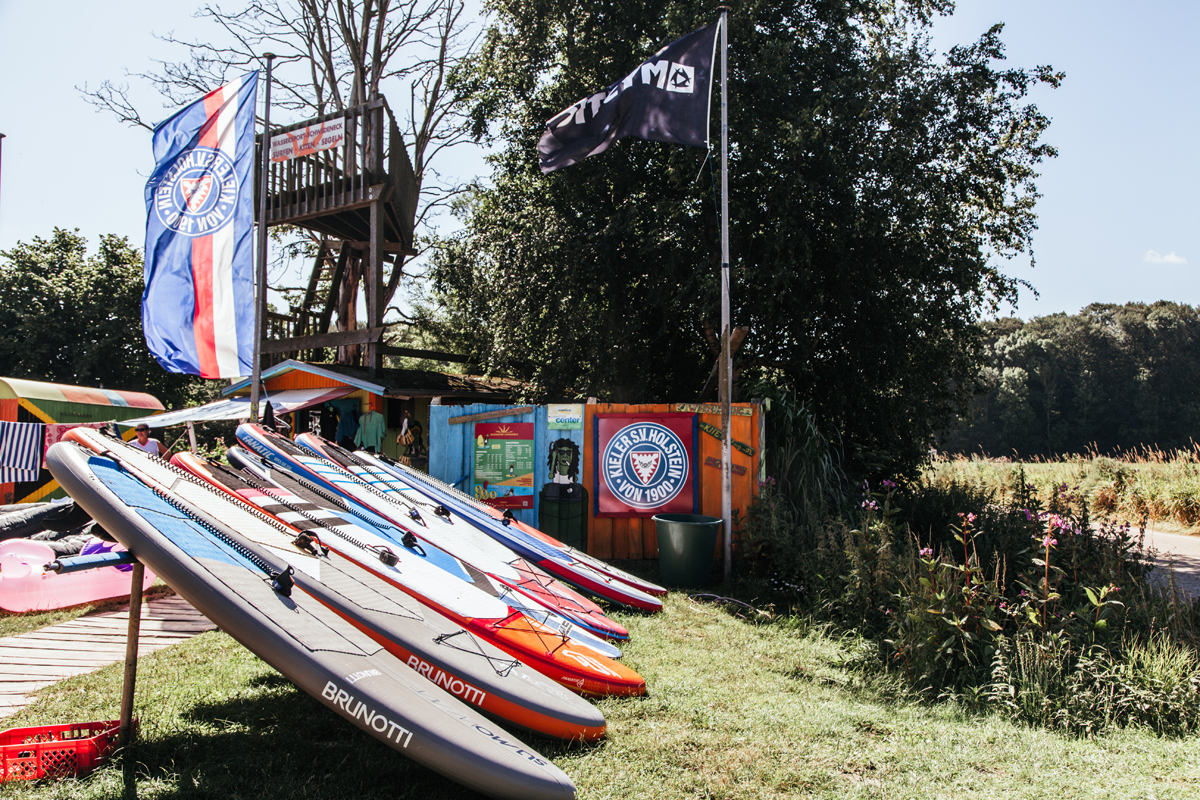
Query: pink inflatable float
[{"left": 0, "top": 539, "right": 155, "bottom": 613}]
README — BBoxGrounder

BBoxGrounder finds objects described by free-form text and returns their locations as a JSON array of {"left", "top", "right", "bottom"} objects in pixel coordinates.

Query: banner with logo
[
  {"left": 537, "top": 20, "right": 720, "bottom": 173},
  {"left": 472, "top": 422, "right": 535, "bottom": 509},
  {"left": 270, "top": 117, "right": 345, "bottom": 162},
  {"left": 593, "top": 413, "right": 697, "bottom": 517},
  {"left": 143, "top": 71, "right": 258, "bottom": 379}
]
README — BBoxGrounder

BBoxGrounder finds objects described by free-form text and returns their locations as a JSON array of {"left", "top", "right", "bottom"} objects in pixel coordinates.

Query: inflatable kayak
[
  {"left": 0, "top": 537, "right": 155, "bottom": 612},
  {"left": 241, "top": 425, "right": 632, "bottom": 639},
  {"left": 46, "top": 440, "right": 576, "bottom": 800},
  {"left": 62, "top": 430, "right": 625, "bottom": 725},
  {"left": 359, "top": 449, "right": 668, "bottom": 605},
  {"left": 209, "top": 448, "right": 622, "bottom": 661}
]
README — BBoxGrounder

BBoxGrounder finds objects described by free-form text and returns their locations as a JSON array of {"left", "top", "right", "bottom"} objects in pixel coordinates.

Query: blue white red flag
[{"left": 143, "top": 71, "right": 258, "bottom": 378}]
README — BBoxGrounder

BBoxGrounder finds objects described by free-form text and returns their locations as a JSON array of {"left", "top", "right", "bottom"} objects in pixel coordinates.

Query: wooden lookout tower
[{"left": 256, "top": 96, "right": 419, "bottom": 372}]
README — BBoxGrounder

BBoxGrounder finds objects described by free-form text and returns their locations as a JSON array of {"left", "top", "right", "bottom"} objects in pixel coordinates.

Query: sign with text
[
  {"left": 270, "top": 118, "right": 345, "bottom": 162},
  {"left": 594, "top": 413, "right": 697, "bottom": 517},
  {"left": 547, "top": 403, "right": 584, "bottom": 430},
  {"left": 472, "top": 422, "right": 534, "bottom": 509}
]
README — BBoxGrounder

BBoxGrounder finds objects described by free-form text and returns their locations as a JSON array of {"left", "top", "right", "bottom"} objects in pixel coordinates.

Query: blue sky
[{"left": 0, "top": 1, "right": 1196, "bottom": 320}]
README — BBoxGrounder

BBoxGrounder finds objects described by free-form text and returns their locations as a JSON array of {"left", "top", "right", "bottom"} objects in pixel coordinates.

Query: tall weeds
[{"left": 738, "top": 439, "right": 1200, "bottom": 736}]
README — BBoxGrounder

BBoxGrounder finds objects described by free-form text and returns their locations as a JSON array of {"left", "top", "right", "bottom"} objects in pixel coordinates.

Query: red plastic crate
[{"left": 0, "top": 719, "right": 127, "bottom": 781}]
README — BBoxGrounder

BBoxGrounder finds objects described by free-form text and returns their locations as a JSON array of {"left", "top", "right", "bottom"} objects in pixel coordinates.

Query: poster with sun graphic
[
  {"left": 593, "top": 413, "right": 698, "bottom": 517},
  {"left": 472, "top": 422, "right": 535, "bottom": 509}
]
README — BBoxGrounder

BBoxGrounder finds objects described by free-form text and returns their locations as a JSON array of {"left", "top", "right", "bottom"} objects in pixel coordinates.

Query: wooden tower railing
[{"left": 255, "top": 96, "right": 420, "bottom": 370}]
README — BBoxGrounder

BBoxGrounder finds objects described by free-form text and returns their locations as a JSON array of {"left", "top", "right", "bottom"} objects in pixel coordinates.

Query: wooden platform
[{"left": 0, "top": 595, "right": 215, "bottom": 719}]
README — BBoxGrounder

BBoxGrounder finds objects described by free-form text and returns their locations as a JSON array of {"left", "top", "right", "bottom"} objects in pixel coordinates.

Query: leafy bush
[{"left": 739, "top": 454, "right": 1200, "bottom": 736}]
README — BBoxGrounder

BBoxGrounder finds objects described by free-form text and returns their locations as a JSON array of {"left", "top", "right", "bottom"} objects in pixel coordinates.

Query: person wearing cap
[{"left": 131, "top": 424, "right": 168, "bottom": 456}]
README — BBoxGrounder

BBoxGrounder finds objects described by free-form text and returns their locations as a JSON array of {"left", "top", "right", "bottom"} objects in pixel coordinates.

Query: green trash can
[{"left": 653, "top": 513, "right": 721, "bottom": 588}]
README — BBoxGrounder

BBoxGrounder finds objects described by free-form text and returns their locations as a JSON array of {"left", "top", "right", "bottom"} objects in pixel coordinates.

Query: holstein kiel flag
[
  {"left": 538, "top": 21, "right": 720, "bottom": 173},
  {"left": 143, "top": 71, "right": 258, "bottom": 378}
]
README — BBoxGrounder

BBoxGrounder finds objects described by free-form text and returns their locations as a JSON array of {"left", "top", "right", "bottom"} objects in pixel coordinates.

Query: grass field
[
  {"left": 930, "top": 447, "right": 1200, "bottom": 533},
  {"left": 1, "top": 590, "right": 1199, "bottom": 799}
]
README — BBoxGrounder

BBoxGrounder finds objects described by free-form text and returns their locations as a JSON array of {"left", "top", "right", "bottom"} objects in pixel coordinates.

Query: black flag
[{"left": 538, "top": 21, "right": 720, "bottom": 174}]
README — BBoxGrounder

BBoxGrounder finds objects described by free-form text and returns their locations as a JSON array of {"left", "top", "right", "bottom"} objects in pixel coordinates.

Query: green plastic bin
[{"left": 653, "top": 513, "right": 722, "bottom": 588}]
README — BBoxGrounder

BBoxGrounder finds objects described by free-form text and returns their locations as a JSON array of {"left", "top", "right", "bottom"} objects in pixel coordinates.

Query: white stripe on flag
[
  {"left": 212, "top": 73, "right": 247, "bottom": 377},
  {"left": 0, "top": 421, "right": 45, "bottom": 483}
]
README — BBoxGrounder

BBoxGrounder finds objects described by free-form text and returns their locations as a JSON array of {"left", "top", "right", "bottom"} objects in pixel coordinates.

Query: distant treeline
[{"left": 940, "top": 302, "right": 1200, "bottom": 457}]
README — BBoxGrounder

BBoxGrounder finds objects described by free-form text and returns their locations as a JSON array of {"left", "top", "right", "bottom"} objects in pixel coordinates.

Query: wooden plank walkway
[{"left": 0, "top": 595, "right": 215, "bottom": 719}]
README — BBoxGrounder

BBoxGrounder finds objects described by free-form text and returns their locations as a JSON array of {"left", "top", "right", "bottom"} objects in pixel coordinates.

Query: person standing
[{"left": 130, "top": 424, "right": 168, "bottom": 456}]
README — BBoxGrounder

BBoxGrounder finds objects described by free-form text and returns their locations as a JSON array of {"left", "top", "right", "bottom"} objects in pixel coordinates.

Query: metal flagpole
[
  {"left": 251, "top": 53, "right": 276, "bottom": 423},
  {"left": 0, "top": 133, "right": 6, "bottom": 226},
  {"left": 718, "top": 7, "right": 732, "bottom": 582}
]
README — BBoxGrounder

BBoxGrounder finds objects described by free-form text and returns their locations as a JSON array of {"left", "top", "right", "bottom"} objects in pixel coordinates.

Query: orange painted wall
[
  {"left": 264, "top": 372, "right": 352, "bottom": 391},
  {"left": 582, "top": 403, "right": 760, "bottom": 560}
]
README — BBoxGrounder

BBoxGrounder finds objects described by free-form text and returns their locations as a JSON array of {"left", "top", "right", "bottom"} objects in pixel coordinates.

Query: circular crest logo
[
  {"left": 601, "top": 422, "right": 689, "bottom": 509},
  {"left": 153, "top": 146, "right": 239, "bottom": 237}
]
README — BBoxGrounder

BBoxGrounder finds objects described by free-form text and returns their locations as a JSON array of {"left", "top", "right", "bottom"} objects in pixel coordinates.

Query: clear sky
[{"left": 0, "top": 1, "right": 1196, "bottom": 321}]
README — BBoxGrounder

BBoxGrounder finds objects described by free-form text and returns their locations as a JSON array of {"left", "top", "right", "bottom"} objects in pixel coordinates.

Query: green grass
[
  {"left": 930, "top": 450, "right": 1200, "bottom": 532},
  {"left": 2, "top": 592, "right": 1200, "bottom": 798}
]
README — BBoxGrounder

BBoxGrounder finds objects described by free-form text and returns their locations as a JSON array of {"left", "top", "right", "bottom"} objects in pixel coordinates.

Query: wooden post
[
  {"left": 118, "top": 562, "right": 145, "bottom": 748},
  {"left": 365, "top": 101, "right": 386, "bottom": 373}
]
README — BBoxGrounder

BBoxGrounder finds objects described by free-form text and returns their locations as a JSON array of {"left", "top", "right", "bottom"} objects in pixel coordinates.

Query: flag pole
[
  {"left": 0, "top": 133, "right": 6, "bottom": 227},
  {"left": 251, "top": 53, "right": 276, "bottom": 423},
  {"left": 718, "top": 6, "right": 732, "bottom": 583}
]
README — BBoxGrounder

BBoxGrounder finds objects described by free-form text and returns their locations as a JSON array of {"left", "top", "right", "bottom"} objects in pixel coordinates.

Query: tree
[
  {"left": 942, "top": 303, "right": 1200, "bottom": 457},
  {"left": 82, "top": 0, "right": 482, "bottom": 339},
  {"left": 425, "top": 0, "right": 1060, "bottom": 477},
  {"left": 0, "top": 229, "right": 205, "bottom": 408}
]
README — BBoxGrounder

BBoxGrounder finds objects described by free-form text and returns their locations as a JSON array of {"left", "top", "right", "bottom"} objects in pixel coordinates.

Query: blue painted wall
[{"left": 429, "top": 404, "right": 585, "bottom": 527}]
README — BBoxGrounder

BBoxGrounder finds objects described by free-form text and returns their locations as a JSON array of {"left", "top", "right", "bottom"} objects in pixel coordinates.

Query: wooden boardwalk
[{"left": 0, "top": 595, "right": 215, "bottom": 719}]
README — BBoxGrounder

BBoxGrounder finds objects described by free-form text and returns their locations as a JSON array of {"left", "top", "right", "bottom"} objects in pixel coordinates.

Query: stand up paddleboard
[
  {"left": 358, "top": 449, "right": 668, "bottom": 604},
  {"left": 241, "top": 425, "right": 636, "bottom": 636},
  {"left": 300, "top": 435, "right": 663, "bottom": 613},
  {"left": 202, "top": 448, "right": 622, "bottom": 661},
  {"left": 46, "top": 440, "right": 576, "bottom": 800},
  {"left": 64, "top": 427, "right": 636, "bottom": 705}
]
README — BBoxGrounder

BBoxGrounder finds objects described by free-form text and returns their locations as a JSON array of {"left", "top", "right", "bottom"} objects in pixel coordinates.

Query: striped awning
[
  {"left": 117, "top": 387, "right": 354, "bottom": 428},
  {"left": 0, "top": 377, "right": 163, "bottom": 409}
]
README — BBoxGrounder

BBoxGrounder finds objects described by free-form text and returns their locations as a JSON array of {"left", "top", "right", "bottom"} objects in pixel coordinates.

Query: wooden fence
[{"left": 429, "top": 402, "right": 761, "bottom": 560}]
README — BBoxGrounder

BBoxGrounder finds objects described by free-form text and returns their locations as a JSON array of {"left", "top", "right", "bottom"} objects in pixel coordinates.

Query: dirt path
[{"left": 1142, "top": 527, "right": 1200, "bottom": 598}]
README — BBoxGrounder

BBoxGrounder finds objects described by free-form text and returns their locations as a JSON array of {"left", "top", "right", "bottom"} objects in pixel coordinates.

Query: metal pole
[
  {"left": 118, "top": 562, "right": 145, "bottom": 748},
  {"left": 0, "top": 133, "right": 6, "bottom": 228},
  {"left": 718, "top": 8, "right": 732, "bottom": 582},
  {"left": 250, "top": 53, "right": 276, "bottom": 423},
  {"left": 186, "top": 420, "right": 198, "bottom": 454}
]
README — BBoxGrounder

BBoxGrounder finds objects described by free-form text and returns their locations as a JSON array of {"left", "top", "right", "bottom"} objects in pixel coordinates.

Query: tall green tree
[
  {"left": 943, "top": 303, "right": 1200, "bottom": 457},
  {"left": 0, "top": 228, "right": 204, "bottom": 408},
  {"left": 424, "top": 0, "right": 1060, "bottom": 477}
]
